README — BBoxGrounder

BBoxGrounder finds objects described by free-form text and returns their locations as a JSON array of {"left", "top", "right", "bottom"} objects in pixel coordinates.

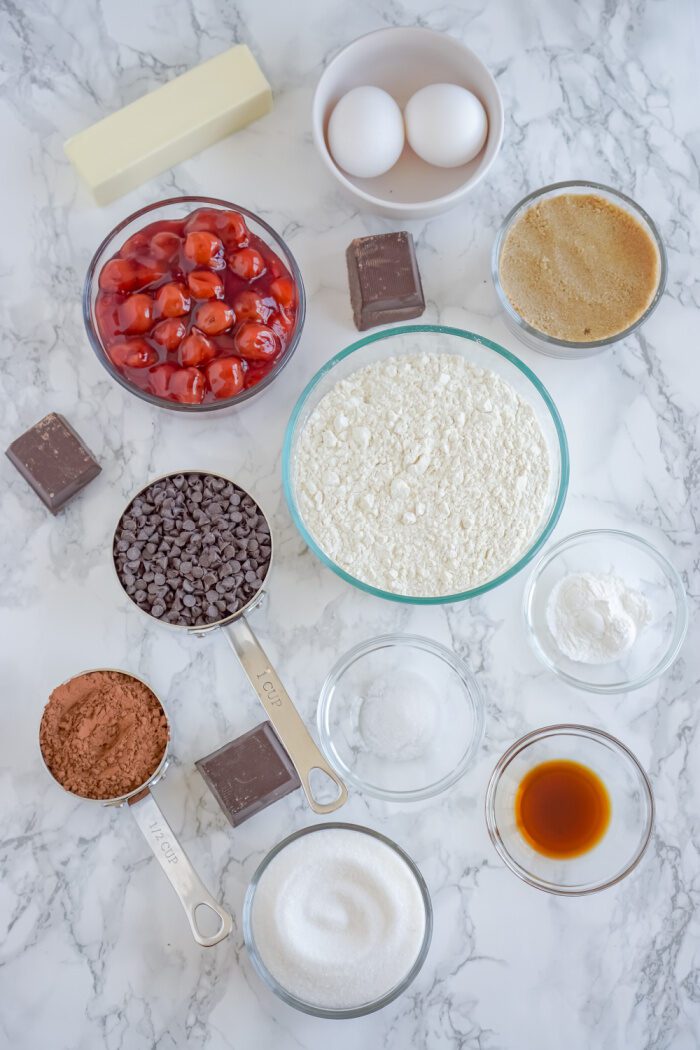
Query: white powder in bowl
[
  {"left": 546, "top": 572, "right": 652, "bottom": 664},
  {"left": 250, "top": 827, "right": 427, "bottom": 1011},
  {"left": 294, "top": 352, "right": 552, "bottom": 596},
  {"left": 358, "top": 670, "right": 438, "bottom": 761}
]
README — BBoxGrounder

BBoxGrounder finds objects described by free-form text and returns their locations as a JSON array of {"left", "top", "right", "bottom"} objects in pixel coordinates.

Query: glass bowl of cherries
[{"left": 83, "top": 196, "right": 306, "bottom": 411}]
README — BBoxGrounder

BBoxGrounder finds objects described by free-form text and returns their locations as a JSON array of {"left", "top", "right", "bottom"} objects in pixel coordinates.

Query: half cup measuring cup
[
  {"left": 40, "top": 668, "right": 233, "bottom": 947},
  {"left": 112, "top": 470, "right": 347, "bottom": 815}
]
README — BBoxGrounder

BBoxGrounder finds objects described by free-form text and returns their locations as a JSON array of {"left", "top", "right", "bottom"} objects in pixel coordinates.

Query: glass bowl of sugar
[
  {"left": 523, "top": 529, "right": 688, "bottom": 693},
  {"left": 317, "top": 633, "right": 484, "bottom": 801},
  {"left": 243, "top": 822, "right": 433, "bottom": 1017}
]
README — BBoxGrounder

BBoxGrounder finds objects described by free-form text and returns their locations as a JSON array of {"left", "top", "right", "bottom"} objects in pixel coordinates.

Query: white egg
[
  {"left": 404, "top": 83, "right": 488, "bottom": 168},
  {"left": 327, "top": 86, "right": 405, "bottom": 179}
]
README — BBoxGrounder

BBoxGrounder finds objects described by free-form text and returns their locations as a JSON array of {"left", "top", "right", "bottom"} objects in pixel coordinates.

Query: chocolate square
[
  {"left": 196, "top": 722, "right": 300, "bottom": 827},
  {"left": 6, "top": 413, "right": 101, "bottom": 514},
  {"left": 346, "top": 231, "right": 425, "bottom": 331}
]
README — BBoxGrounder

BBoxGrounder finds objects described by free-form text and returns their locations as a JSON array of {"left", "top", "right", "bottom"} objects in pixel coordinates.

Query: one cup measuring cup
[
  {"left": 112, "top": 470, "right": 347, "bottom": 815},
  {"left": 39, "top": 668, "right": 233, "bottom": 947}
]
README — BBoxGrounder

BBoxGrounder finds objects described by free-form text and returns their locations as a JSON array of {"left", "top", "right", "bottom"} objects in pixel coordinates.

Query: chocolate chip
[{"left": 114, "top": 472, "right": 271, "bottom": 627}]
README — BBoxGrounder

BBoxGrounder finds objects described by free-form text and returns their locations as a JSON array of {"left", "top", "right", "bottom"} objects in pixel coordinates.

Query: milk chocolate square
[
  {"left": 346, "top": 231, "right": 425, "bottom": 331},
  {"left": 6, "top": 413, "right": 101, "bottom": 514},
  {"left": 196, "top": 722, "right": 300, "bottom": 827}
]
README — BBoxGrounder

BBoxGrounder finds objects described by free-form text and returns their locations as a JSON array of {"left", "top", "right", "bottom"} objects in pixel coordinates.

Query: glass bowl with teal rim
[{"left": 282, "top": 324, "right": 569, "bottom": 603}]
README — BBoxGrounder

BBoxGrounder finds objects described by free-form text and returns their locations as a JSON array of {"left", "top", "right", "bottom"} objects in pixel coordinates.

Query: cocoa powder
[{"left": 40, "top": 670, "right": 169, "bottom": 800}]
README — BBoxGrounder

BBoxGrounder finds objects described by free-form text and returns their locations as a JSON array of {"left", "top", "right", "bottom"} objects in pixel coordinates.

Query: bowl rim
[
  {"left": 523, "top": 528, "right": 689, "bottom": 693},
  {"left": 82, "top": 194, "right": 307, "bottom": 413},
  {"left": 316, "top": 632, "right": 485, "bottom": 801},
  {"left": 491, "top": 180, "right": 668, "bottom": 355},
  {"left": 242, "top": 821, "right": 433, "bottom": 1018},
  {"left": 484, "top": 723, "right": 655, "bottom": 895},
  {"left": 312, "top": 25, "right": 505, "bottom": 212},
  {"left": 282, "top": 323, "right": 570, "bottom": 604}
]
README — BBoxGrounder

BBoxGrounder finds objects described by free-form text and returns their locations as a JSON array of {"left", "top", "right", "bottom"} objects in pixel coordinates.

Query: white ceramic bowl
[{"left": 312, "top": 27, "right": 504, "bottom": 219}]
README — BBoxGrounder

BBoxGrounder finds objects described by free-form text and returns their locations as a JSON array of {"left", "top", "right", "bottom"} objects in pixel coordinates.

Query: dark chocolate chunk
[
  {"left": 6, "top": 413, "right": 101, "bottom": 514},
  {"left": 346, "top": 231, "right": 425, "bottom": 331},
  {"left": 196, "top": 722, "right": 300, "bottom": 827}
]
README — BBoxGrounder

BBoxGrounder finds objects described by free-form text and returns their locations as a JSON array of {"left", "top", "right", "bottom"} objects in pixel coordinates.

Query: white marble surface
[{"left": 1, "top": 1, "right": 699, "bottom": 1047}]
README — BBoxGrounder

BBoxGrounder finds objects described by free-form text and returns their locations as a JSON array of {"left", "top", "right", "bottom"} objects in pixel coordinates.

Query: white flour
[
  {"left": 546, "top": 572, "right": 652, "bottom": 664},
  {"left": 295, "top": 352, "right": 551, "bottom": 596}
]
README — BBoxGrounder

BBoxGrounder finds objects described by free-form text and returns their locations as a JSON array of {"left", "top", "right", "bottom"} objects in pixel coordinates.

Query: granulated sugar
[
  {"left": 294, "top": 352, "right": 551, "bottom": 596},
  {"left": 250, "top": 827, "right": 427, "bottom": 1010}
]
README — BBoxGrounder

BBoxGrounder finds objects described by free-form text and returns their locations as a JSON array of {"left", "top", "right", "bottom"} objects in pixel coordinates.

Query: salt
[{"left": 358, "top": 670, "right": 438, "bottom": 761}]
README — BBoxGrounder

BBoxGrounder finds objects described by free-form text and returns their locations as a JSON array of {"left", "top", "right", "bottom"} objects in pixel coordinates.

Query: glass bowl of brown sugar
[{"left": 492, "top": 181, "right": 667, "bottom": 358}]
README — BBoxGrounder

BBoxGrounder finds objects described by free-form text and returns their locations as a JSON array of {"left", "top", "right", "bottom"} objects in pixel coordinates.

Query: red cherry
[
  {"left": 187, "top": 270, "right": 224, "bottom": 300},
  {"left": 95, "top": 293, "right": 121, "bottom": 342},
  {"left": 156, "top": 282, "right": 191, "bottom": 318},
  {"left": 205, "top": 356, "right": 245, "bottom": 399},
  {"left": 147, "top": 362, "right": 179, "bottom": 398},
  {"left": 228, "top": 247, "right": 265, "bottom": 281},
  {"left": 269, "top": 310, "right": 295, "bottom": 342},
  {"left": 243, "top": 360, "right": 273, "bottom": 388},
  {"left": 178, "top": 328, "right": 217, "bottom": 367},
  {"left": 185, "top": 208, "right": 249, "bottom": 249},
  {"left": 120, "top": 230, "right": 151, "bottom": 258},
  {"left": 194, "top": 301, "right": 235, "bottom": 335},
  {"left": 183, "top": 231, "right": 225, "bottom": 269},
  {"left": 232, "top": 289, "right": 270, "bottom": 323},
  {"left": 150, "top": 230, "right": 181, "bottom": 261},
  {"left": 169, "top": 367, "right": 206, "bottom": 404},
  {"left": 269, "top": 276, "right": 296, "bottom": 310},
  {"left": 152, "top": 318, "right": 187, "bottom": 352},
  {"left": 99, "top": 258, "right": 164, "bottom": 294},
  {"left": 109, "top": 338, "right": 159, "bottom": 369},
  {"left": 117, "top": 293, "right": 154, "bottom": 335},
  {"left": 233, "top": 322, "right": 279, "bottom": 361}
]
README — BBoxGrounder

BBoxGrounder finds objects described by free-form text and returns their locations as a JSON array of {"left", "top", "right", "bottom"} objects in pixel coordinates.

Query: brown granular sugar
[
  {"left": 40, "top": 670, "right": 169, "bottom": 800},
  {"left": 498, "top": 193, "right": 660, "bottom": 342}
]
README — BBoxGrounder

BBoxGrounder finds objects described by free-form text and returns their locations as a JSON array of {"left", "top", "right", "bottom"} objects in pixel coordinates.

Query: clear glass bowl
[
  {"left": 282, "top": 324, "right": 569, "bottom": 603},
  {"left": 243, "top": 822, "right": 433, "bottom": 1018},
  {"left": 523, "top": 529, "right": 688, "bottom": 693},
  {"left": 485, "top": 725, "right": 654, "bottom": 895},
  {"left": 317, "top": 634, "right": 484, "bottom": 801},
  {"left": 492, "top": 181, "right": 667, "bottom": 358},
  {"left": 83, "top": 195, "right": 306, "bottom": 412}
]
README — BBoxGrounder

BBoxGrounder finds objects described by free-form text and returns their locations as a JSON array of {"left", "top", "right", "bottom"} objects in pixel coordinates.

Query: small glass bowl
[
  {"left": 485, "top": 725, "right": 654, "bottom": 895},
  {"left": 243, "top": 822, "right": 433, "bottom": 1018},
  {"left": 317, "top": 634, "right": 484, "bottom": 801},
  {"left": 283, "top": 324, "right": 569, "bottom": 603},
  {"left": 524, "top": 529, "right": 688, "bottom": 693},
  {"left": 83, "top": 195, "right": 306, "bottom": 412},
  {"left": 492, "top": 181, "right": 667, "bottom": 358}
]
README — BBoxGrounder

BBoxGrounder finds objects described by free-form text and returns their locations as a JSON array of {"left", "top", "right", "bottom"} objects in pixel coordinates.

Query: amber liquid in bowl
[{"left": 515, "top": 759, "right": 611, "bottom": 859}]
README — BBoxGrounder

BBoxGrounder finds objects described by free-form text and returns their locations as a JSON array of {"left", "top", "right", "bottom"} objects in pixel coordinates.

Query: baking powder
[{"left": 546, "top": 572, "right": 652, "bottom": 664}]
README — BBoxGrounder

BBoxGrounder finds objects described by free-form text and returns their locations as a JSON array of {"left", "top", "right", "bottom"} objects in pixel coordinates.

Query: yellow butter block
[{"left": 64, "top": 45, "right": 272, "bottom": 205}]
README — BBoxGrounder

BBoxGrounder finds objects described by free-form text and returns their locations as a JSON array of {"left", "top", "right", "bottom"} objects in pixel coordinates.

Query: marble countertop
[{"left": 1, "top": 0, "right": 698, "bottom": 1047}]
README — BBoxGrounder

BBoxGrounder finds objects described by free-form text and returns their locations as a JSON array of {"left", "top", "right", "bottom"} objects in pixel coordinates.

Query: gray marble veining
[{"left": 0, "top": 0, "right": 698, "bottom": 1047}]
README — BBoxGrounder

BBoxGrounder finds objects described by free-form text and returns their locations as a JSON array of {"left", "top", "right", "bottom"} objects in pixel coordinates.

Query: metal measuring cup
[
  {"left": 112, "top": 470, "right": 347, "bottom": 815},
  {"left": 40, "top": 668, "right": 233, "bottom": 948}
]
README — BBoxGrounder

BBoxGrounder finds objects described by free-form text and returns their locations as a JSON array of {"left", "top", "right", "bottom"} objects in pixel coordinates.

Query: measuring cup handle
[
  {"left": 222, "top": 618, "right": 348, "bottom": 814},
  {"left": 128, "top": 790, "right": 233, "bottom": 947}
]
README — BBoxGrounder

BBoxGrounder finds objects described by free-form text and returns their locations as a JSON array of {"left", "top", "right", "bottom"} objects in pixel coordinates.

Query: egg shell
[
  {"left": 327, "top": 85, "right": 405, "bottom": 179},
  {"left": 405, "top": 83, "right": 488, "bottom": 168}
]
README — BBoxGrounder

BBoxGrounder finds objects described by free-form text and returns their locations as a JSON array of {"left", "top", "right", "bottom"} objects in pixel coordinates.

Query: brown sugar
[
  {"left": 498, "top": 193, "right": 661, "bottom": 342},
  {"left": 40, "top": 670, "right": 169, "bottom": 800}
]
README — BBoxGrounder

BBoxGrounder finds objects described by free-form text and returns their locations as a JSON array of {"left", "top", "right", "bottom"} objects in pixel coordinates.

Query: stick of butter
[{"left": 64, "top": 45, "right": 272, "bottom": 205}]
